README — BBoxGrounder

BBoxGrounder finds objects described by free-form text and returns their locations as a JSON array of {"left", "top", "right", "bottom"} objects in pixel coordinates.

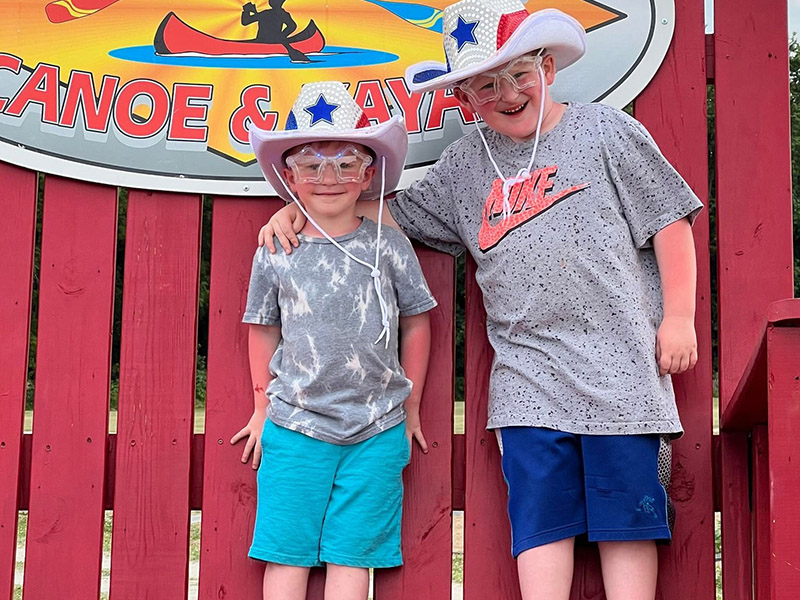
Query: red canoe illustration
[{"left": 154, "top": 12, "right": 325, "bottom": 56}]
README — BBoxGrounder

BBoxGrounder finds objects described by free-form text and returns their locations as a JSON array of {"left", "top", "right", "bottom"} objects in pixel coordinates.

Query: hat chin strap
[
  {"left": 271, "top": 161, "right": 393, "bottom": 349},
  {"left": 474, "top": 65, "right": 547, "bottom": 220}
]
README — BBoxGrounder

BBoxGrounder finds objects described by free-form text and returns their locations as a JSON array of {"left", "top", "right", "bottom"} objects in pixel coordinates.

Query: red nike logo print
[{"left": 478, "top": 165, "right": 589, "bottom": 251}]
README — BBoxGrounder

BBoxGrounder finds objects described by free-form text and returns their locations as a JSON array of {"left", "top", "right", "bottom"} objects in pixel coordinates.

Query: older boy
[
  {"left": 258, "top": 3, "right": 702, "bottom": 599},
  {"left": 232, "top": 81, "right": 437, "bottom": 600}
]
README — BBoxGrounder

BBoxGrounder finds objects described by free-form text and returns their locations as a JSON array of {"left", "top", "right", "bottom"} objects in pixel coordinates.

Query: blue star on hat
[
  {"left": 305, "top": 94, "right": 339, "bottom": 126},
  {"left": 449, "top": 15, "right": 479, "bottom": 51}
]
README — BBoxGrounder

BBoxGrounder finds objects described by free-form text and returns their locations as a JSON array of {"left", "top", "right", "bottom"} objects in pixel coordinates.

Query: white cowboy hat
[
  {"left": 406, "top": 0, "right": 586, "bottom": 94},
  {"left": 249, "top": 81, "right": 408, "bottom": 201}
]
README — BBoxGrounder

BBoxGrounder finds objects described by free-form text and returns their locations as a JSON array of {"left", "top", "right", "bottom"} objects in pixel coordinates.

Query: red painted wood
[
  {"left": 306, "top": 569, "right": 326, "bottom": 598},
  {"left": 767, "top": 324, "right": 800, "bottom": 599},
  {"left": 720, "top": 432, "right": 753, "bottom": 600},
  {"left": 722, "top": 326, "right": 767, "bottom": 431},
  {"left": 198, "top": 197, "right": 280, "bottom": 600},
  {"left": 0, "top": 163, "right": 37, "bottom": 600},
  {"left": 452, "top": 433, "right": 465, "bottom": 511},
  {"left": 714, "top": 0, "right": 794, "bottom": 412},
  {"left": 22, "top": 178, "right": 116, "bottom": 600},
  {"left": 634, "top": 0, "right": 715, "bottom": 597},
  {"left": 767, "top": 298, "right": 800, "bottom": 323},
  {"left": 375, "top": 246, "right": 454, "bottom": 599},
  {"left": 109, "top": 190, "right": 201, "bottom": 599},
  {"left": 462, "top": 256, "right": 520, "bottom": 600},
  {"left": 751, "top": 425, "right": 770, "bottom": 600},
  {"left": 570, "top": 546, "right": 604, "bottom": 600}
]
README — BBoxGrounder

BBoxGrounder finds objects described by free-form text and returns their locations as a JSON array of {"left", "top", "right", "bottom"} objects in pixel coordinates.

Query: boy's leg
[
  {"left": 597, "top": 540, "right": 657, "bottom": 600},
  {"left": 496, "top": 427, "right": 588, "bottom": 600},
  {"left": 324, "top": 565, "right": 370, "bottom": 600},
  {"left": 517, "top": 537, "right": 575, "bottom": 600},
  {"left": 262, "top": 563, "right": 310, "bottom": 600},
  {"left": 582, "top": 434, "right": 672, "bottom": 600},
  {"left": 319, "top": 423, "right": 408, "bottom": 569}
]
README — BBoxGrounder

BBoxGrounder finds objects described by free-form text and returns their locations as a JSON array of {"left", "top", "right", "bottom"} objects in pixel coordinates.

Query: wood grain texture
[
  {"left": 767, "top": 323, "right": 800, "bottom": 600},
  {"left": 109, "top": 190, "right": 201, "bottom": 599},
  {"left": 374, "top": 246, "right": 454, "bottom": 599},
  {"left": 23, "top": 178, "right": 116, "bottom": 600},
  {"left": 199, "top": 197, "right": 281, "bottom": 600},
  {"left": 0, "top": 163, "right": 37, "bottom": 600},
  {"left": 720, "top": 432, "right": 753, "bottom": 600},
  {"left": 462, "top": 256, "right": 520, "bottom": 600},
  {"left": 634, "top": 0, "right": 715, "bottom": 597},
  {"left": 714, "top": 0, "right": 794, "bottom": 411}
]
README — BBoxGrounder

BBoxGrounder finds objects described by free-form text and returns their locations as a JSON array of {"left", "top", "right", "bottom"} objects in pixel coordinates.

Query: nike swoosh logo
[{"left": 478, "top": 165, "right": 589, "bottom": 252}]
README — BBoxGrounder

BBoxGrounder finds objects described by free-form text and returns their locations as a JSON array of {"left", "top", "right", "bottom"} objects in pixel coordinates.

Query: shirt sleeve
[
  {"left": 601, "top": 108, "right": 704, "bottom": 249},
  {"left": 384, "top": 229, "right": 438, "bottom": 317},
  {"left": 242, "top": 246, "right": 281, "bottom": 325},
  {"left": 387, "top": 142, "right": 466, "bottom": 257}
]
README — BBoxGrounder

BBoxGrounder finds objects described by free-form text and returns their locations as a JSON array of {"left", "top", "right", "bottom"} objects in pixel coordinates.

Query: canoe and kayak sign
[{"left": 0, "top": 0, "right": 674, "bottom": 195}]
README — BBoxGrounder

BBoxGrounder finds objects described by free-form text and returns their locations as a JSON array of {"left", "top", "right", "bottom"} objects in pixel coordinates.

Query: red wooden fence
[{"left": 0, "top": 0, "right": 797, "bottom": 597}]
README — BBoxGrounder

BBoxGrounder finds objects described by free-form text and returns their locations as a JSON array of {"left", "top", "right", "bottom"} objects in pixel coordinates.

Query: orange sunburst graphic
[{"left": 2, "top": 0, "right": 624, "bottom": 164}]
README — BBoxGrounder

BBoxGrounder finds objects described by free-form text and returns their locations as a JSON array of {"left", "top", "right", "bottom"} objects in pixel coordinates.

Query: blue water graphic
[{"left": 109, "top": 45, "right": 399, "bottom": 69}]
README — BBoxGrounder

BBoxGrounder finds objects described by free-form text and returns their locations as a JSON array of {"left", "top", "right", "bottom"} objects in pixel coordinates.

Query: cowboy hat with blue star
[
  {"left": 406, "top": 0, "right": 586, "bottom": 94},
  {"left": 249, "top": 81, "right": 408, "bottom": 201}
]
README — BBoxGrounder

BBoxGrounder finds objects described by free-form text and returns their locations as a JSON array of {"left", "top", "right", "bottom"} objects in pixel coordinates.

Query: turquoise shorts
[{"left": 249, "top": 420, "right": 410, "bottom": 568}]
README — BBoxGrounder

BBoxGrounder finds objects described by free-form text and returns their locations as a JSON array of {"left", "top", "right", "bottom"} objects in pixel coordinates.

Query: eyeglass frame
[
  {"left": 284, "top": 144, "right": 375, "bottom": 184},
  {"left": 455, "top": 52, "right": 545, "bottom": 106}
]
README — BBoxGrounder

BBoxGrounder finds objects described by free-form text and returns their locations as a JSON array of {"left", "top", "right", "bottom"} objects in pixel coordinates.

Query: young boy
[
  {"left": 259, "top": 3, "right": 702, "bottom": 599},
  {"left": 231, "top": 81, "right": 437, "bottom": 600}
]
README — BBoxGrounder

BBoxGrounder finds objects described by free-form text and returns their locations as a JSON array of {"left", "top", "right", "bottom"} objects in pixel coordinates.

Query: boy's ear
[
  {"left": 542, "top": 54, "right": 558, "bottom": 86},
  {"left": 282, "top": 167, "right": 298, "bottom": 193},
  {"left": 361, "top": 165, "right": 376, "bottom": 191},
  {"left": 452, "top": 88, "right": 475, "bottom": 112}
]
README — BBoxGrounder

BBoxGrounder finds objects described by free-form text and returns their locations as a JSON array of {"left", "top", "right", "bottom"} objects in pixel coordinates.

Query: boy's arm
[
  {"left": 230, "top": 324, "right": 281, "bottom": 469},
  {"left": 399, "top": 312, "right": 431, "bottom": 454},
  {"left": 258, "top": 198, "right": 402, "bottom": 253},
  {"left": 652, "top": 218, "right": 698, "bottom": 376}
]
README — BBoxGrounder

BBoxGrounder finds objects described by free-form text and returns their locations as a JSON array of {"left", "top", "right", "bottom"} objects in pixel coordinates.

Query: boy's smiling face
[
  {"left": 282, "top": 140, "right": 375, "bottom": 220},
  {"left": 453, "top": 53, "right": 559, "bottom": 142}
]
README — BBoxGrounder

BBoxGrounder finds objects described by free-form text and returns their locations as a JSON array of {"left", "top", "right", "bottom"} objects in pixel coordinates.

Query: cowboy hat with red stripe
[
  {"left": 406, "top": 0, "right": 586, "bottom": 94},
  {"left": 249, "top": 81, "right": 408, "bottom": 201}
]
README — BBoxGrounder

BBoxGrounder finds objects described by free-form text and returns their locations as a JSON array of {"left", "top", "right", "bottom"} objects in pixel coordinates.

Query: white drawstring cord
[
  {"left": 271, "top": 159, "right": 392, "bottom": 348},
  {"left": 474, "top": 65, "right": 547, "bottom": 220}
]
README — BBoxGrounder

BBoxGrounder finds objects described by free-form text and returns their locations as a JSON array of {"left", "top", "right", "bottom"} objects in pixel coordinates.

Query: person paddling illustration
[{"left": 242, "top": 0, "right": 311, "bottom": 62}]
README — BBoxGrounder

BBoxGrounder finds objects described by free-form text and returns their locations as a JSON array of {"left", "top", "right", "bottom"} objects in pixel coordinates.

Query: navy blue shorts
[{"left": 497, "top": 427, "right": 674, "bottom": 557}]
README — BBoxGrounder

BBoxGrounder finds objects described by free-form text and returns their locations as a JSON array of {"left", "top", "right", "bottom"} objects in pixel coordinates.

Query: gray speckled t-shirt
[
  {"left": 243, "top": 218, "right": 437, "bottom": 445},
  {"left": 389, "top": 102, "right": 703, "bottom": 436}
]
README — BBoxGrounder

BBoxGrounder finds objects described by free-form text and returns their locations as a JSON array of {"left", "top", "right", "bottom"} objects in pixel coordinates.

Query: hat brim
[
  {"left": 406, "top": 9, "right": 586, "bottom": 94},
  {"left": 249, "top": 115, "right": 409, "bottom": 201}
]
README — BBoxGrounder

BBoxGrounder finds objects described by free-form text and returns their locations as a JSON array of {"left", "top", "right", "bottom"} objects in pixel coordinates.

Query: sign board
[{"left": 0, "top": 0, "right": 674, "bottom": 194}]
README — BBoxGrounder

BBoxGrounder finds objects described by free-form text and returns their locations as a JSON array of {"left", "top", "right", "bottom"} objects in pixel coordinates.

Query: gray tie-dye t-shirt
[
  {"left": 243, "top": 218, "right": 437, "bottom": 445},
  {"left": 389, "top": 102, "right": 703, "bottom": 436}
]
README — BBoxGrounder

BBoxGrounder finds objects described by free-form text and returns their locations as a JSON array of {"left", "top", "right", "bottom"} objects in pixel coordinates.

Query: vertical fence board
[
  {"left": 0, "top": 163, "right": 37, "bottom": 600},
  {"left": 767, "top": 326, "right": 800, "bottom": 600},
  {"left": 109, "top": 191, "right": 201, "bottom": 599},
  {"left": 634, "top": 0, "right": 715, "bottom": 598},
  {"left": 199, "top": 197, "right": 280, "bottom": 599},
  {"left": 714, "top": 0, "right": 794, "bottom": 412},
  {"left": 22, "top": 179, "right": 116, "bottom": 599},
  {"left": 374, "top": 247, "right": 455, "bottom": 599},
  {"left": 751, "top": 425, "right": 770, "bottom": 600},
  {"left": 462, "top": 257, "right": 520, "bottom": 600},
  {"left": 721, "top": 432, "right": 753, "bottom": 600}
]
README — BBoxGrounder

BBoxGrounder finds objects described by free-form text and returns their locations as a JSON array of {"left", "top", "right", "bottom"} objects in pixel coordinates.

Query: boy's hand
[
  {"left": 655, "top": 316, "right": 698, "bottom": 376},
  {"left": 257, "top": 203, "right": 306, "bottom": 254},
  {"left": 230, "top": 409, "right": 268, "bottom": 470},
  {"left": 405, "top": 406, "right": 429, "bottom": 455}
]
